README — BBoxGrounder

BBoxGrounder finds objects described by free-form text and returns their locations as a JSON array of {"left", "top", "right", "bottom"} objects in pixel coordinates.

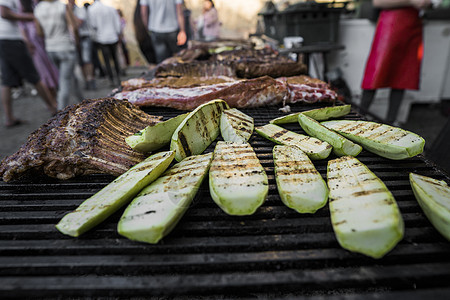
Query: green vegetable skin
[
  {"left": 255, "top": 124, "right": 332, "bottom": 160},
  {"left": 270, "top": 105, "right": 351, "bottom": 124},
  {"left": 118, "top": 153, "right": 213, "bottom": 244},
  {"left": 56, "top": 151, "right": 175, "bottom": 237},
  {"left": 298, "top": 113, "right": 362, "bottom": 157},
  {"left": 126, "top": 113, "right": 189, "bottom": 152},
  {"left": 410, "top": 173, "right": 450, "bottom": 241},
  {"left": 273, "top": 145, "right": 328, "bottom": 213},
  {"left": 220, "top": 108, "right": 254, "bottom": 143},
  {"left": 209, "top": 141, "right": 268, "bottom": 215},
  {"left": 322, "top": 120, "right": 425, "bottom": 160},
  {"left": 171, "top": 99, "right": 229, "bottom": 162},
  {"left": 327, "top": 156, "right": 404, "bottom": 259}
]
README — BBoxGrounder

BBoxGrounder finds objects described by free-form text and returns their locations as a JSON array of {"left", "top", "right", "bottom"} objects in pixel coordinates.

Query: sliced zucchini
[
  {"left": 220, "top": 108, "right": 254, "bottom": 143},
  {"left": 298, "top": 113, "right": 362, "bottom": 157},
  {"left": 209, "top": 141, "right": 268, "bottom": 215},
  {"left": 170, "top": 99, "right": 229, "bottom": 162},
  {"left": 126, "top": 113, "right": 189, "bottom": 152},
  {"left": 270, "top": 105, "right": 351, "bottom": 124},
  {"left": 327, "top": 156, "right": 404, "bottom": 259},
  {"left": 255, "top": 124, "right": 332, "bottom": 160},
  {"left": 273, "top": 145, "right": 328, "bottom": 213},
  {"left": 322, "top": 120, "right": 425, "bottom": 160},
  {"left": 56, "top": 151, "right": 175, "bottom": 237},
  {"left": 118, "top": 153, "right": 213, "bottom": 244},
  {"left": 410, "top": 173, "right": 450, "bottom": 241}
]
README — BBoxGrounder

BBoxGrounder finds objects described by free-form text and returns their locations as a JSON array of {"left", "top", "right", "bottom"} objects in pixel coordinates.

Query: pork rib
[
  {"left": 0, "top": 98, "right": 162, "bottom": 182},
  {"left": 114, "top": 76, "right": 337, "bottom": 110}
]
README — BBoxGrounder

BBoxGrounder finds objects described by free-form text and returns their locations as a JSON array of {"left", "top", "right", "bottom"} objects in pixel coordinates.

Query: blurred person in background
[
  {"left": 35, "top": 0, "right": 82, "bottom": 111},
  {"left": 140, "top": 0, "right": 186, "bottom": 63},
  {"left": 360, "top": 0, "right": 432, "bottom": 125},
  {"left": 89, "top": 0, "right": 122, "bottom": 86},
  {"left": 72, "top": 0, "right": 96, "bottom": 90},
  {"left": 196, "top": 0, "right": 220, "bottom": 41},
  {"left": 18, "top": 0, "right": 59, "bottom": 99},
  {"left": 133, "top": 0, "right": 156, "bottom": 65},
  {"left": 117, "top": 8, "right": 129, "bottom": 75},
  {"left": 0, "top": 0, "right": 57, "bottom": 128}
]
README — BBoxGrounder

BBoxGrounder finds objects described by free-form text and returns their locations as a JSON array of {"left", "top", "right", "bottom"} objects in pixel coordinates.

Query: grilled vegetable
[
  {"left": 56, "top": 151, "right": 175, "bottom": 237},
  {"left": 118, "top": 153, "right": 213, "bottom": 244},
  {"left": 255, "top": 124, "right": 332, "bottom": 160},
  {"left": 273, "top": 145, "right": 328, "bottom": 213},
  {"left": 220, "top": 108, "right": 254, "bottom": 143},
  {"left": 270, "top": 105, "right": 351, "bottom": 124},
  {"left": 327, "top": 156, "right": 404, "bottom": 258},
  {"left": 209, "top": 141, "right": 268, "bottom": 215},
  {"left": 322, "top": 120, "right": 425, "bottom": 160},
  {"left": 126, "top": 113, "right": 188, "bottom": 153},
  {"left": 298, "top": 113, "right": 362, "bottom": 157},
  {"left": 171, "top": 99, "right": 229, "bottom": 162},
  {"left": 410, "top": 173, "right": 450, "bottom": 241}
]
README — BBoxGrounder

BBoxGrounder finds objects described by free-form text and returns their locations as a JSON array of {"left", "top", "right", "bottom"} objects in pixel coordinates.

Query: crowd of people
[
  {"left": 0, "top": 0, "right": 132, "bottom": 128},
  {"left": 0, "top": 0, "right": 222, "bottom": 128}
]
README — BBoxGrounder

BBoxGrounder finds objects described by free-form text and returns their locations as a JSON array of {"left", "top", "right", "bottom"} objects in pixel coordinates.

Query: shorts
[
  {"left": 79, "top": 36, "right": 93, "bottom": 65},
  {"left": 0, "top": 39, "right": 40, "bottom": 87}
]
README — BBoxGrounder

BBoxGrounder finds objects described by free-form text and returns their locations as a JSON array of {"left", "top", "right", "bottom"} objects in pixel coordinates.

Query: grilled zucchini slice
[
  {"left": 255, "top": 124, "right": 332, "bottom": 160},
  {"left": 209, "top": 141, "right": 268, "bottom": 215},
  {"left": 410, "top": 173, "right": 450, "bottom": 241},
  {"left": 126, "top": 113, "right": 188, "bottom": 152},
  {"left": 270, "top": 105, "right": 351, "bottom": 124},
  {"left": 220, "top": 108, "right": 254, "bottom": 143},
  {"left": 327, "top": 156, "right": 404, "bottom": 258},
  {"left": 322, "top": 120, "right": 425, "bottom": 160},
  {"left": 298, "top": 113, "right": 362, "bottom": 157},
  {"left": 171, "top": 99, "right": 229, "bottom": 162},
  {"left": 56, "top": 151, "right": 175, "bottom": 237},
  {"left": 118, "top": 153, "right": 213, "bottom": 244},
  {"left": 273, "top": 145, "right": 328, "bottom": 213}
]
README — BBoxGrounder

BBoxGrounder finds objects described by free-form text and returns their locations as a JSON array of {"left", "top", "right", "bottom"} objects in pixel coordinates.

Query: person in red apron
[{"left": 360, "top": 0, "right": 432, "bottom": 125}]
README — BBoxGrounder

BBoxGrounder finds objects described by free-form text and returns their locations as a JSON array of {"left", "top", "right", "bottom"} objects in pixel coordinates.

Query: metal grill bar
[{"left": 0, "top": 104, "right": 449, "bottom": 298}]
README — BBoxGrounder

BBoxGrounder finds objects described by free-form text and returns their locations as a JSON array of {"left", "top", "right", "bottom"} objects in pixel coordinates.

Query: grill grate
[{"left": 1, "top": 104, "right": 450, "bottom": 299}]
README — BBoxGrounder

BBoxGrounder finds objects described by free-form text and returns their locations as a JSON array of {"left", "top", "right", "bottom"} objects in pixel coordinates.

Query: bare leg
[
  {"left": 1, "top": 85, "right": 16, "bottom": 126},
  {"left": 34, "top": 80, "right": 57, "bottom": 114}
]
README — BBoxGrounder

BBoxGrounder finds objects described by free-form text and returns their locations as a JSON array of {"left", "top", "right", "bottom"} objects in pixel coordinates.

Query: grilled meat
[
  {"left": 121, "top": 76, "right": 236, "bottom": 92},
  {"left": 153, "top": 48, "right": 307, "bottom": 79},
  {"left": 114, "top": 76, "right": 337, "bottom": 110},
  {"left": 115, "top": 76, "right": 290, "bottom": 110},
  {"left": 0, "top": 98, "right": 162, "bottom": 182}
]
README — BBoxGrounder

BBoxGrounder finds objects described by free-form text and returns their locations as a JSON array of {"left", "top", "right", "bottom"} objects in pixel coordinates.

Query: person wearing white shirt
[
  {"left": 72, "top": 0, "right": 96, "bottom": 90},
  {"left": 89, "top": 0, "right": 121, "bottom": 86},
  {"left": 140, "top": 0, "right": 186, "bottom": 63},
  {"left": 0, "top": 0, "right": 57, "bottom": 127},
  {"left": 34, "top": 0, "right": 81, "bottom": 110}
]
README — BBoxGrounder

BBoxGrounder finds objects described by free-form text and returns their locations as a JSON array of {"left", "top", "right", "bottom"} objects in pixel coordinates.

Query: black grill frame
[{"left": 1, "top": 104, "right": 450, "bottom": 299}]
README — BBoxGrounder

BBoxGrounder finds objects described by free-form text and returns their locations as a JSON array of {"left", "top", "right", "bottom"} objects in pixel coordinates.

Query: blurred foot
[
  {"left": 88, "top": 80, "right": 96, "bottom": 91},
  {"left": 5, "top": 119, "right": 25, "bottom": 128}
]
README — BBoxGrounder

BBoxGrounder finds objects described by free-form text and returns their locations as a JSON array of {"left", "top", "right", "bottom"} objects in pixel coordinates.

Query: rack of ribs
[{"left": 0, "top": 98, "right": 162, "bottom": 182}]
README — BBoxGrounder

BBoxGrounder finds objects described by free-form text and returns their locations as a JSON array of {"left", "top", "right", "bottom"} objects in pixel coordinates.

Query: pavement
[{"left": 1, "top": 66, "right": 449, "bottom": 170}]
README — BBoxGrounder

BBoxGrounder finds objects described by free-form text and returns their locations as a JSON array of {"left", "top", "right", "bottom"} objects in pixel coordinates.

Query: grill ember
[{"left": 1, "top": 104, "right": 450, "bottom": 298}]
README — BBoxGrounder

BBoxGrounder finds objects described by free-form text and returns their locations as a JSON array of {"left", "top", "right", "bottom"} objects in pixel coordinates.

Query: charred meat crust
[{"left": 0, "top": 98, "right": 162, "bottom": 182}]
